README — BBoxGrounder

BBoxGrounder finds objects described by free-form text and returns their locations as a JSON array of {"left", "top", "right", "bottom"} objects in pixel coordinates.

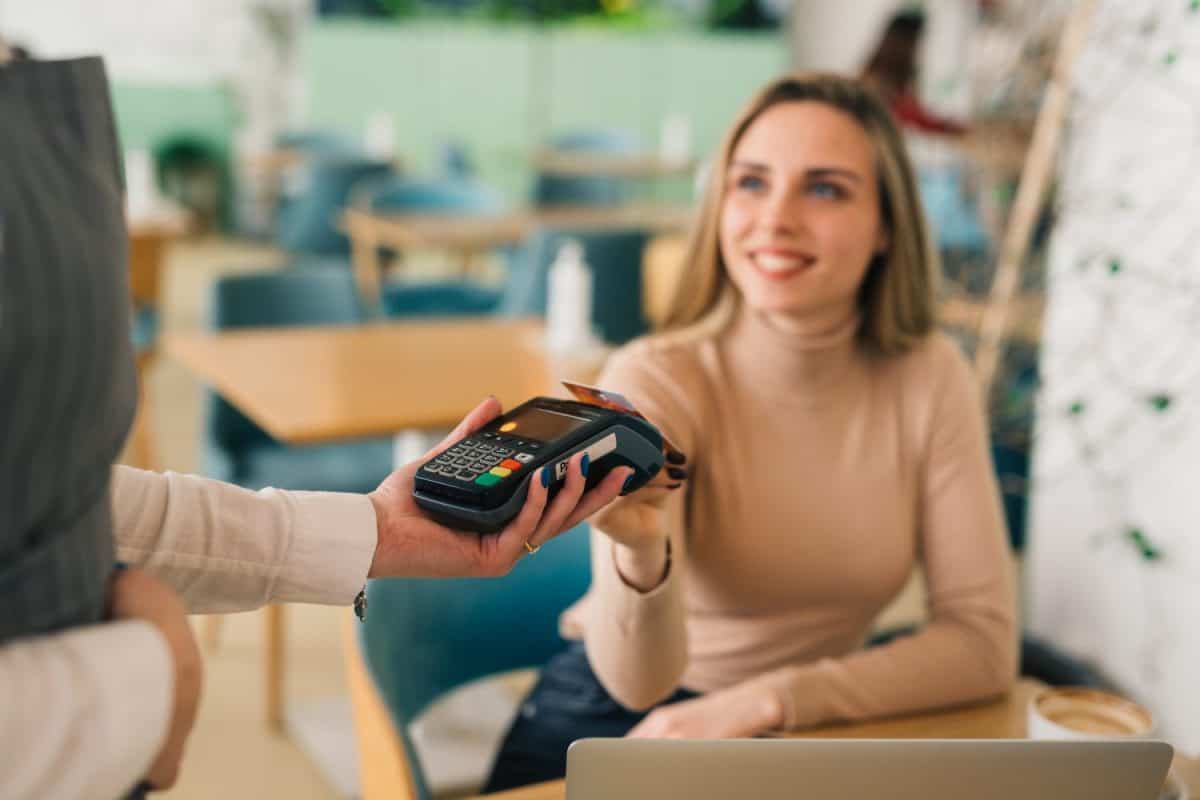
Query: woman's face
[{"left": 719, "top": 101, "right": 888, "bottom": 323}]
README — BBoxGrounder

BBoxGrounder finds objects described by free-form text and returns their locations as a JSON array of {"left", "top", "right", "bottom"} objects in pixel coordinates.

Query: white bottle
[
  {"left": 364, "top": 110, "right": 397, "bottom": 160},
  {"left": 545, "top": 238, "right": 599, "bottom": 354},
  {"left": 124, "top": 148, "right": 161, "bottom": 222},
  {"left": 659, "top": 112, "right": 692, "bottom": 166}
]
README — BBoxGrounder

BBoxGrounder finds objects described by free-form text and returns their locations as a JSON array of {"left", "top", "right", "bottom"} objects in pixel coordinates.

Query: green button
[{"left": 475, "top": 473, "right": 502, "bottom": 487}]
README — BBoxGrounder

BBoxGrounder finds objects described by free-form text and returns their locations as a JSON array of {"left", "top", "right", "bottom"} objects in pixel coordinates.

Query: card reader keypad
[{"left": 424, "top": 434, "right": 540, "bottom": 487}]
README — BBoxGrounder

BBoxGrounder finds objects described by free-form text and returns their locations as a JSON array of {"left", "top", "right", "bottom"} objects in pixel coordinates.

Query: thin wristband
[
  {"left": 612, "top": 538, "right": 672, "bottom": 593},
  {"left": 124, "top": 780, "right": 154, "bottom": 800}
]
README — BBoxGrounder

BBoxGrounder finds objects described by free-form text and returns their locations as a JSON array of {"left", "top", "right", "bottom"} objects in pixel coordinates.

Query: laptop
[{"left": 566, "top": 738, "right": 1174, "bottom": 800}]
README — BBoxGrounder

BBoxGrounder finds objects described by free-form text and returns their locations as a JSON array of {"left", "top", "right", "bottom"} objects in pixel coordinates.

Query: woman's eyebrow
[{"left": 729, "top": 161, "right": 863, "bottom": 184}]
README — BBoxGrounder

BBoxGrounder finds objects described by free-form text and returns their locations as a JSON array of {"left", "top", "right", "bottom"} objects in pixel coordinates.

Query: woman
[{"left": 483, "top": 72, "right": 1016, "bottom": 792}]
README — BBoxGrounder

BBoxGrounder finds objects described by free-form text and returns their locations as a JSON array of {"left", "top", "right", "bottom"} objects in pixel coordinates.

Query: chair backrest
[
  {"left": 205, "top": 267, "right": 366, "bottom": 466},
  {"left": 434, "top": 140, "right": 474, "bottom": 180},
  {"left": 274, "top": 128, "right": 361, "bottom": 157},
  {"left": 277, "top": 157, "right": 395, "bottom": 256},
  {"left": 360, "top": 524, "right": 592, "bottom": 799},
  {"left": 532, "top": 130, "right": 639, "bottom": 209},
  {"left": 367, "top": 176, "right": 506, "bottom": 216},
  {"left": 641, "top": 233, "right": 689, "bottom": 330},
  {"left": 497, "top": 226, "right": 651, "bottom": 345},
  {"left": 362, "top": 177, "right": 509, "bottom": 319}
]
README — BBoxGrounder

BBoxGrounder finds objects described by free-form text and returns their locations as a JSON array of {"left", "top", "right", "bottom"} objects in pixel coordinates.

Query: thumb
[{"left": 424, "top": 396, "right": 503, "bottom": 459}]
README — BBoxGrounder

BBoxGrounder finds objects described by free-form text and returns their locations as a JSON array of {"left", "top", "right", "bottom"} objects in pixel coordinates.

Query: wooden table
[
  {"left": 128, "top": 211, "right": 188, "bottom": 316},
  {"left": 167, "top": 316, "right": 561, "bottom": 733},
  {"left": 482, "top": 682, "right": 1039, "bottom": 800},
  {"left": 343, "top": 203, "right": 695, "bottom": 307},
  {"left": 479, "top": 679, "right": 1197, "bottom": 800},
  {"left": 532, "top": 150, "right": 696, "bottom": 178},
  {"left": 165, "top": 317, "right": 553, "bottom": 446},
  {"left": 125, "top": 213, "right": 189, "bottom": 470}
]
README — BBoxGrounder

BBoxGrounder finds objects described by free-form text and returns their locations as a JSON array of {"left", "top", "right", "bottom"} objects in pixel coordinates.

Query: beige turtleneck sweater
[{"left": 561, "top": 305, "right": 1017, "bottom": 731}]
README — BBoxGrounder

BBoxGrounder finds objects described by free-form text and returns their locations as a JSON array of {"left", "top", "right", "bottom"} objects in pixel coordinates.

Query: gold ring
[{"left": 523, "top": 539, "right": 541, "bottom": 555}]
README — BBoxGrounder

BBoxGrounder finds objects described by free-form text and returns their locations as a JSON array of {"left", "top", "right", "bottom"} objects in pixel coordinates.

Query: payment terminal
[{"left": 412, "top": 396, "right": 665, "bottom": 533}]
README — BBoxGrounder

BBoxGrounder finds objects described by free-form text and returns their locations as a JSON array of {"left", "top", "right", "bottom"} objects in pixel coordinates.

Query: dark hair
[
  {"left": 885, "top": 10, "right": 926, "bottom": 39},
  {"left": 862, "top": 10, "right": 927, "bottom": 95}
]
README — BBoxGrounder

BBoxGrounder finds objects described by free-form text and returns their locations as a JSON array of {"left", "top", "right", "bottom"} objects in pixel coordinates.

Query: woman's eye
[
  {"left": 733, "top": 174, "right": 766, "bottom": 192},
  {"left": 809, "top": 181, "right": 846, "bottom": 199}
]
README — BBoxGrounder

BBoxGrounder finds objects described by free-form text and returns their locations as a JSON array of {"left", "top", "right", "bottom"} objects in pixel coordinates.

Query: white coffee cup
[
  {"left": 1028, "top": 688, "right": 1188, "bottom": 800},
  {"left": 1028, "top": 686, "right": 1154, "bottom": 741},
  {"left": 1162, "top": 773, "right": 1190, "bottom": 800}
]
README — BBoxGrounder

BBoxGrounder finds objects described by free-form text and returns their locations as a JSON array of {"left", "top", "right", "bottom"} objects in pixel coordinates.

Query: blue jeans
[{"left": 482, "top": 643, "right": 700, "bottom": 793}]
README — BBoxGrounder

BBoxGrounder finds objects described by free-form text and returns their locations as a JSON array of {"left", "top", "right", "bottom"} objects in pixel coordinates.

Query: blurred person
[
  {"left": 0, "top": 54, "right": 629, "bottom": 799},
  {"left": 861, "top": 9, "right": 968, "bottom": 136}
]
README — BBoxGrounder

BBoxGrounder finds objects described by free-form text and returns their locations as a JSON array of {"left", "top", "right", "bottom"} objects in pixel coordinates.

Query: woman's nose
[{"left": 757, "top": 188, "right": 800, "bottom": 233}]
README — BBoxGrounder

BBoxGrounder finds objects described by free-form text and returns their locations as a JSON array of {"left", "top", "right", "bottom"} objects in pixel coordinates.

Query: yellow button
[
  {"left": 500, "top": 422, "right": 517, "bottom": 432},
  {"left": 489, "top": 467, "right": 513, "bottom": 478}
]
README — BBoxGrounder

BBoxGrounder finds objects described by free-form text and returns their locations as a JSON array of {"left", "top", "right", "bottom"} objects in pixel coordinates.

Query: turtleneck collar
[{"left": 720, "top": 301, "right": 868, "bottom": 406}]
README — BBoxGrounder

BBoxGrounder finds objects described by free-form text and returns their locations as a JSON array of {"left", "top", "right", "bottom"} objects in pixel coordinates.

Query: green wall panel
[
  {"left": 303, "top": 21, "right": 786, "bottom": 203},
  {"left": 109, "top": 83, "right": 237, "bottom": 154}
]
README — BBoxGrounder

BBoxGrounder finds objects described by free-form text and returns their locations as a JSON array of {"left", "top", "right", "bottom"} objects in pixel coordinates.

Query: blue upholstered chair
[
  {"left": 275, "top": 128, "right": 361, "bottom": 158},
  {"left": 277, "top": 157, "right": 395, "bottom": 257},
  {"left": 365, "top": 177, "right": 510, "bottom": 318},
  {"left": 201, "top": 267, "right": 392, "bottom": 492},
  {"left": 350, "top": 524, "right": 592, "bottom": 799},
  {"left": 498, "top": 226, "right": 651, "bottom": 346},
  {"left": 532, "top": 130, "right": 640, "bottom": 209}
]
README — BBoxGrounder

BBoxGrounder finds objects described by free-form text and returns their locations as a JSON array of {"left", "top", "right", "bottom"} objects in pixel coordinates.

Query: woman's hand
[
  {"left": 109, "top": 567, "right": 203, "bottom": 791},
  {"left": 588, "top": 445, "right": 687, "bottom": 591},
  {"left": 626, "top": 683, "right": 783, "bottom": 740},
  {"left": 368, "top": 396, "right": 632, "bottom": 578}
]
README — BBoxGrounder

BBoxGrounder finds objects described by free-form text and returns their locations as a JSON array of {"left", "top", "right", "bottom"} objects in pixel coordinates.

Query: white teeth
[{"left": 752, "top": 253, "right": 813, "bottom": 273}]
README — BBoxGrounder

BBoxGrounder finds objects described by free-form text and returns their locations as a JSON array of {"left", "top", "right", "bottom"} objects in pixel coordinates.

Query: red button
[{"left": 500, "top": 459, "right": 523, "bottom": 471}]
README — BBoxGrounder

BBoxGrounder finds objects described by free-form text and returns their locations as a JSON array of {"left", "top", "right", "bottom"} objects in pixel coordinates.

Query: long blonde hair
[{"left": 664, "top": 72, "right": 940, "bottom": 356}]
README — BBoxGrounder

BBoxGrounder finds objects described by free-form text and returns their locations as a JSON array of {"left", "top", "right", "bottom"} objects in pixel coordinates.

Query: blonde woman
[{"left": 483, "top": 72, "right": 1016, "bottom": 792}]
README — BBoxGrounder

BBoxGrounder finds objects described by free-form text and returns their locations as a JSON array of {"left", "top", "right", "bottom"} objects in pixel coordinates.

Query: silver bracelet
[{"left": 354, "top": 587, "right": 368, "bottom": 622}]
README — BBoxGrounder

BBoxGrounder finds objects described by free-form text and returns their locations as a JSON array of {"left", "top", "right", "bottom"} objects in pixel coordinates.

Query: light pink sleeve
[
  {"left": 574, "top": 344, "right": 700, "bottom": 711},
  {"left": 110, "top": 466, "right": 377, "bottom": 612},
  {"left": 0, "top": 621, "right": 173, "bottom": 800}
]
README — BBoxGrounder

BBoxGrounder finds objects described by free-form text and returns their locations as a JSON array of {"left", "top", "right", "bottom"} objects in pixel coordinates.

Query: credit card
[{"left": 561, "top": 379, "right": 683, "bottom": 456}]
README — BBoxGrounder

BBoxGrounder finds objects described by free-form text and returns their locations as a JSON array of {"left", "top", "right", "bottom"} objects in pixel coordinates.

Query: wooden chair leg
[
  {"left": 341, "top": 611, "right": 421, "bottom": 800},
  {"left": 266, "top": 603, "right": 287, "bottom": 734}
]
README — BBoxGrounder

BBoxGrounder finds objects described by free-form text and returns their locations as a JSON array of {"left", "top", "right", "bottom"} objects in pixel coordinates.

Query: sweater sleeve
[
  {"left": 574, "top": 342, "right": 703, "bottom": 710},
  {"left": 751, "top": 337, "right": 1018, "bottom": 729},
  {"left": 111, "top": 466, "right": 377, "bottom": 613},
  {"left": 0, "top": 621, "right": 174, "bottom": 800}
]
